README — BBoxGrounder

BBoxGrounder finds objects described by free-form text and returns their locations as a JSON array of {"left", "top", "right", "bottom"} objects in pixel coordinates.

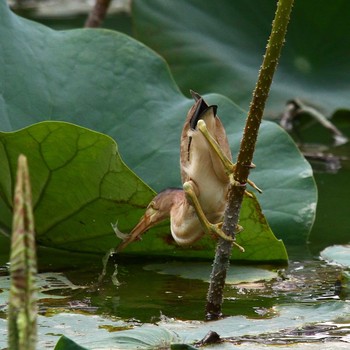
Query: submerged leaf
[
  {"left": 18, "top": 302, "right": 348, "bottom": 349},
  {"left": 144, "top": 262, "right": 278, "bottom": 284},
  {"left": 1, "top": 272, "right": 85, "bottom": 310},
  {"left": 157, "top": 302, "right": 350, "bottom": 343},
  {"left": 320, "top": 245, "right": 350, "bottom": 269}
]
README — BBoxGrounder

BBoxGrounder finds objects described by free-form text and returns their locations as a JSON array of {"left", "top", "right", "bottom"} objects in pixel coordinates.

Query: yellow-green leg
[
  {"left": 183, "top": 181, "right": 245, "bottom": 252},
  {"left": 197, "top": 119, "right": 262, "bottom": 194}
]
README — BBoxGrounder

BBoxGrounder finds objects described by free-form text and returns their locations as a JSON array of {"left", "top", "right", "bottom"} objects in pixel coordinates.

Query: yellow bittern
[{"left": 117, "top": 91, "right": 261, "bottom": 252}]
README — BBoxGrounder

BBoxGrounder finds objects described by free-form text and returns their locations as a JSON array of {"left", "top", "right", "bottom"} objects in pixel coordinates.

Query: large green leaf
[
  {"left": 0, "top": 2, "right": 315, "bottom": 254},
  {"left": 132, "top": 0, "right": 350, "bottom": 116},
  {"left": 0, "top": 122, "right": 286, "bottom": 262},
  {"left": 0, "top": 122, "right": 157, "bottom": 252}
]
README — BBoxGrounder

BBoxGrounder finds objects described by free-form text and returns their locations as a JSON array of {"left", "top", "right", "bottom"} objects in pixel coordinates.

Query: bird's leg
[
  {"left": 197, "top": 119, "right": 262, "bottom": 194},
  {"left": 183, "top": 181, "right": 245, "bottom": 252}
]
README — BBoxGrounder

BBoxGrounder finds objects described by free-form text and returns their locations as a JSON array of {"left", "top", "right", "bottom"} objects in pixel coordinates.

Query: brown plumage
[{"left": 117, "top": 92, "right": 232, "bottom": 251}]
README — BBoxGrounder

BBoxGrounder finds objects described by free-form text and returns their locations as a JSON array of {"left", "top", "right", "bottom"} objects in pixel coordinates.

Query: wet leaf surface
[{"left": 321, "top": 245, "right": 350, "bottom": 268}]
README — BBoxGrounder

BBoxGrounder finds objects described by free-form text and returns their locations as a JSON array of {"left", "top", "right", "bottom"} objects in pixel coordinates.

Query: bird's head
[
  {"left": 116, "top": 188, "right": 183, "bottom": 251},
  {"left": 189, "top": 91, "right": 218, "bottom": 131}
]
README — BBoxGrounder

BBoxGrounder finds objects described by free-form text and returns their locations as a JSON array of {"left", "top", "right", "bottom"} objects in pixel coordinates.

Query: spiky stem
[
  {"left": 8, "top": 155, "right": 37, "bottom": 350},
  {"left": 206, "top": 0, "right": 294, "bottom": 320}
]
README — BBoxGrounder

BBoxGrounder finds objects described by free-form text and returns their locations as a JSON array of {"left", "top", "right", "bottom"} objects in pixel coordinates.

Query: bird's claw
[
  {"left": 198, "top": 119, "right": 262, "bottom": 194},
  {"left": 209, "top": 223, "right": 234, "bottom": 242},
  {"left": 236, "top": 224, "right": 244, "bottom": 234},
  {"left": 209, "top": 223, "right": 245, "bottom": 252},
  {"left": 184, "top": 181, "right": 245, "bottom": 252}
]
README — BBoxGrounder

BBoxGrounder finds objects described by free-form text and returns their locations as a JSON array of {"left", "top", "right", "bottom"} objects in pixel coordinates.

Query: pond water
[
  {"left": 1, "top": 6, "right": 350, "bottom": 349},
  {"left": 1, "top": 246, "right": 350, "bottom": 349},
  {"left": 50, "top": 248, "right": 339, "bottom": 323}
]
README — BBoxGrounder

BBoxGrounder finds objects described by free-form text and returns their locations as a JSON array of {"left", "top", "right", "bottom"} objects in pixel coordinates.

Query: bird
[{"left": 116, "top": 91, "right": 260, "bottom": 252}]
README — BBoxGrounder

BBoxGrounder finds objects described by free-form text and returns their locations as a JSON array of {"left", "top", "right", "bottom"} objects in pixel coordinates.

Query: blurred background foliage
[{"left": 6, "top": 0, "right": 350, "bottom": 251}]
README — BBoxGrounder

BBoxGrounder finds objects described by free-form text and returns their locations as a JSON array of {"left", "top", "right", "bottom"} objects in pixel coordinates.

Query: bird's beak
[
  {"left": 189, "top": 95, "right": 218, "bottom": 130},
  {"left": 116, "top": 207, "right": 159, "bottom": 252}
]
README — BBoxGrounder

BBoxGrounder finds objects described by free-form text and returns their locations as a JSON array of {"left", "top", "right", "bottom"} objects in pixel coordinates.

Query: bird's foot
[
  {"left": 209, "top": 222, "right": 245, "bottom": 252},
  {"left": 183, "top": 181, "right": 245, "bottom": 252},
  {"left": 236, "top": 224, "right": 244, "bottom": 234},
  {"left": 197, "top": 120, "right": 262, "bottom": 194}
]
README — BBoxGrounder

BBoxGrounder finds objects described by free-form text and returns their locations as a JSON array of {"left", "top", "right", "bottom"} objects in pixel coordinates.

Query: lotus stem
[{"left": 206, "top": 0, "right": 294, "bottom": 320}]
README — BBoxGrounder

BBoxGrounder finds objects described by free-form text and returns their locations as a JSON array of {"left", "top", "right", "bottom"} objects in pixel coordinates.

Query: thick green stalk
[
  {"left": 206, "top": 0, "right": 294, "bottom": 320},
  {"left": 8, "top": 155, "right": 37, "bottom": 350}
]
